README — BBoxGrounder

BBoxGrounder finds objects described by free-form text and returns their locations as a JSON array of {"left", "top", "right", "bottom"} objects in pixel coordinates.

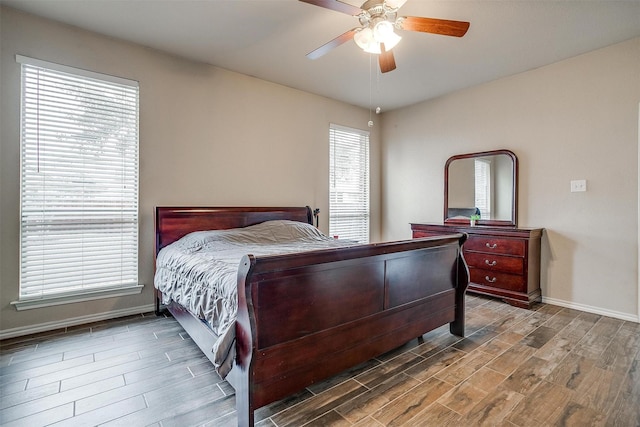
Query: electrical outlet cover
[{"left": 570, "top": 179, "right": 587, "bottom": 192}]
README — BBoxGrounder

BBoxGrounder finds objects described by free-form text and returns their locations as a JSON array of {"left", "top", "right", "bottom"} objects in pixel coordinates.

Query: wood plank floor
[{"left": 1, "top": 295, "right": 639, "bottom": 426}]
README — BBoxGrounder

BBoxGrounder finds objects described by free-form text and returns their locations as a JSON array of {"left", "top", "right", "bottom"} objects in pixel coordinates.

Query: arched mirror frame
[{"left": 444, "top": 149, "right": 518, "bottom": 227}]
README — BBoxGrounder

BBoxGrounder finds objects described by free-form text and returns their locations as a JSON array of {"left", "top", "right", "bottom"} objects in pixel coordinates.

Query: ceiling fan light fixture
[
  {"left": 373, "top": 20, "right": 401, "bottom": 50},
  {"left": 354, "top": 27, "right": 381, "bottom": 54},
  {"left": 380, "top": 29, "right": 401, "bottom": 50},
  {"left": 372, "top": 20, "right": 393, "bottom": 41},
  {"left": 354, "top": 27, "right": 371, "bottom": 49},
  {"left": 364, "top": 43, "right": 382, "bottom": 54}
]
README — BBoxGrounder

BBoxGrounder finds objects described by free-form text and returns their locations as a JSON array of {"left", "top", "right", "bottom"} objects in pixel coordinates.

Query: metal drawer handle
[
  {"left": 485, "top": 276, "right": 497, "bottom": 283},
  {"left": 485, "top": 259, "right": 497, "bottom": 266},
  {"left": 485, "top": 243, "right": 498, "bottom": 249}
]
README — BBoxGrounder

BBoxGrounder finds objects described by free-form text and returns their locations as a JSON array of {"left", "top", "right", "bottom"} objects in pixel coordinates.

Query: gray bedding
[{"left": 154, "top": 220, "right": 356, "bottom": 377}]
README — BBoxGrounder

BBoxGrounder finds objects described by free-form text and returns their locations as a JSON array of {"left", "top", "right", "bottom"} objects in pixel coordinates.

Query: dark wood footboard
[
  {"left": 154, "top": 207, "right": 468, "bottom": 426},
  {"left": 230, "top": 234, "right": 468, "bottom": 426}
]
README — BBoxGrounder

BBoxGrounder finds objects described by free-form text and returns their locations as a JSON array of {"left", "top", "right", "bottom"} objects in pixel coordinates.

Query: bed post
[
  {"left": 154, "top": 207, "right": 164, "bottom": 316},
  {"left": 232, "top": 371, "right": 253, "bottom": 427},
  {"left": 450, "top": 234, "right": 469, "bottom": 337},
  {"left": 155, "top": 290, "right": 162, "bottom": 315},
  {"left": 235, "top": 255, "right": 257, "bottom": 426}
]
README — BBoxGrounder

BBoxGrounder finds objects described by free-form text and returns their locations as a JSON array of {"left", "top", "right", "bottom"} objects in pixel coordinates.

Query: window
[
  {"left": 329, "top": 124, "right": 370, "bottom": 243},
  {"left": 474, "top": 158, "right": 492, "bottom": 219},
  {"left": 15, "top": 56, "right": 140, "bottom": 309}
]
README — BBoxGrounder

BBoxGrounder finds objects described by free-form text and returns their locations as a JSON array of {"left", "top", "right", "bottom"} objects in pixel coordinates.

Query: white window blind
[
  {"left": 329, "top": 124, "right": 370, "bottom": 243},
  {"left": 18, "top": 56, "right": 140, "bottom": 304},
  {"left": 474, "top": 158, "right": 491, "bottom": 219}
]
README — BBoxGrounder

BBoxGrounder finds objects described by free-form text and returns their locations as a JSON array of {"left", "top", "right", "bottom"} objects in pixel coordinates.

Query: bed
[{"left": 154, "top": 206, "right": 469, "bottom": 426}]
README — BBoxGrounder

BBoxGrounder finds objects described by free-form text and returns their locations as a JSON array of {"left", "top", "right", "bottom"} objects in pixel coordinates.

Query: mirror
[{"left": 444, "top": 149, "right": 517, "bottom": 227}]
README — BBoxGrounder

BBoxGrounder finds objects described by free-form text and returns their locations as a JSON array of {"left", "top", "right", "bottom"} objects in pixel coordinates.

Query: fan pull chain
[
  {"left": 376, "top": 61, "right": 382, "bottom": 115},
  {"left": 368, "top": 53, "right": 374, "bottom": 128}
]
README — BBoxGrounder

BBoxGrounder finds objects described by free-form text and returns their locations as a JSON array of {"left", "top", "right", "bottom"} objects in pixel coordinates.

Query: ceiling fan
[{"left": 299, "top": 0, "right": 470, "bottom": 73}]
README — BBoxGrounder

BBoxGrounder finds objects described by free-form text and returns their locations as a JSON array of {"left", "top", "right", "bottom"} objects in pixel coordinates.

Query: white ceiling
[{"left": 2, "top": 0, "right": 639, "bottom": 111}]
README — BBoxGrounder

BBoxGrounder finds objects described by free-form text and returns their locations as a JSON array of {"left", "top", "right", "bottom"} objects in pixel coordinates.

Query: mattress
[{"left": 154, "top": 220, "right": 356, "bottom": 377}]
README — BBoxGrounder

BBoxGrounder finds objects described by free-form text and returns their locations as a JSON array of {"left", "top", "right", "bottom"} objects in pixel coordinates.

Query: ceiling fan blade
[
  {"left": 398, "top": 16, "right": 470, "bottom": 37},
  {"left": 306, "top": 28, "right": 359, "bottom": 60},
  {"left": 298, "top": 0, "right": 362, "bottom": 16},
  {"left": 378, "top": 43, "right": 396, "bottom": 73}
]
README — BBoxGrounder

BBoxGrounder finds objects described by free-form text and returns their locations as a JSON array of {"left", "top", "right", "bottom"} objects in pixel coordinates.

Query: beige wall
[
  {"left": 382, "top": 37, "right": 640, "bottom": 320},
  {"left": 0, "top": 8, "right": 381, "bottom": 335}
]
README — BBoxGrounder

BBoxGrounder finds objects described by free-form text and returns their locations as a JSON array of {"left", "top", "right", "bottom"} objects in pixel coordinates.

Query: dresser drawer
[
  {"left": 469, "top": 268, "right": 525, "bottom": 292},
  {"left": 463, "top": 252, "right": 524, "bottom": 275},
  {"left": 465, "top": 236, "right": 525, "bottom": 256}
]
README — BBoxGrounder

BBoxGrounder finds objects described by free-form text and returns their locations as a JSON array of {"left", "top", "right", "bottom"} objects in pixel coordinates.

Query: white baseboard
[
  {"left": 0, "top": 304, "right": 156, "bottom": 340},
  {"left": 542, "top": 297, "right": 639, "bottom": 323}
]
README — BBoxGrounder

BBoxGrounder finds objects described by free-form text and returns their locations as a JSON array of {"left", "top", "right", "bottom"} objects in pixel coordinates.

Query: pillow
[{"left": 174, "top": 220, "right": 327, "bottom": 251}]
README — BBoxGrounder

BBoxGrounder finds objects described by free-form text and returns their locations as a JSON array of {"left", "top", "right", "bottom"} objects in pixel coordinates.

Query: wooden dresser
[{"left": 411, "top": 223, "right": 543, "bottom": 308}]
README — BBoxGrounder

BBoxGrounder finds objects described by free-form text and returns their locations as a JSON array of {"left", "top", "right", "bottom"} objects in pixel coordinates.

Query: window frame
[
  {"left": 13, "top": 55, "right": 142, "bottom": 311},
  {"left": 329, "top": 123, "right": 370, "bottom": 244}
]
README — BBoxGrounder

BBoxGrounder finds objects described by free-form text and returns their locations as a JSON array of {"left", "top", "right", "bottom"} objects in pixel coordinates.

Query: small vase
[{"left": 470, "top": 219, "right": 476, "bottom": 227}]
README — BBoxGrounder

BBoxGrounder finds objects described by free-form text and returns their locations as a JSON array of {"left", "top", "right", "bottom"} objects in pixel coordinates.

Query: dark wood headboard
[{"left": 155, "top": 206, "right": 313, "bottom": 255}]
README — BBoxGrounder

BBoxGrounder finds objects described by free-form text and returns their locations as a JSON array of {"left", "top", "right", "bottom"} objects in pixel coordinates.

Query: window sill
[{"left": 11, "top": 285, "right": 144, "bottom": 311}]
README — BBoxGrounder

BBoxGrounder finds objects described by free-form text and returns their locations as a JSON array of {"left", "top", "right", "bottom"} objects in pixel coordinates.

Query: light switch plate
[{"left": 570, "top": 179, "right": 587, "bottom": 192}]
